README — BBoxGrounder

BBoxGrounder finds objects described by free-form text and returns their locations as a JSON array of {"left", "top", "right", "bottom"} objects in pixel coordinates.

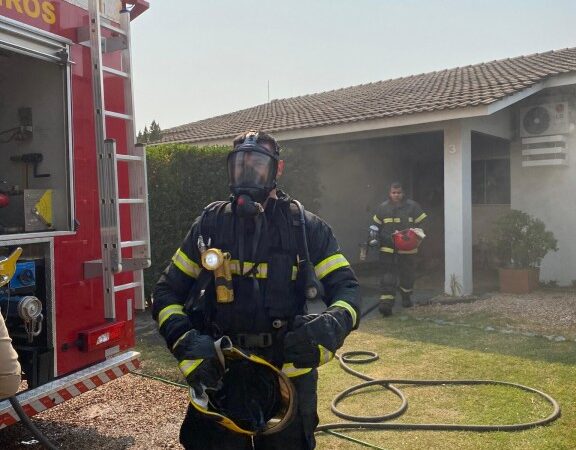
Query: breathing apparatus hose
[{"left": 8, "top": 396, "right": 59, "bottom": 450}]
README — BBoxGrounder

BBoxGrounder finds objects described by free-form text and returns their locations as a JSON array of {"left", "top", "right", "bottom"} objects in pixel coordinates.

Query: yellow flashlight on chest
[{"left": 201, "top": 248, "right": 234, "bottom": 303}]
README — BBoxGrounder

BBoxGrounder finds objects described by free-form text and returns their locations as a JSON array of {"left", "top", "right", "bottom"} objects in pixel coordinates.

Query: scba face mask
[{"left": 227, "top": 133, "right": 279, "bottom": 217}]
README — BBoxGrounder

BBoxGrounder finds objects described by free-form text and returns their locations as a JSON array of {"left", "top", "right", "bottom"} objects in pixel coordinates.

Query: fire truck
[{"left": 0, "top": 0, "right": 150, "bottom": 428}]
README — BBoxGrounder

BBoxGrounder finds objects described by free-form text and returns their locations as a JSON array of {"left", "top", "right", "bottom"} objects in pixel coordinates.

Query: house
[{"left": 157, "top": 48, "right": 576, "bottom": 294}]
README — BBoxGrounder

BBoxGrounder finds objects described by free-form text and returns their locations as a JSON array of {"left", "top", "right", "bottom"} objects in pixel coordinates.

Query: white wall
[
  {"left": 509, "top": 89, "right": 576, "bottom": 285},
  {"left": 510, "top": 139, "right": 576, "bottom": 283}
]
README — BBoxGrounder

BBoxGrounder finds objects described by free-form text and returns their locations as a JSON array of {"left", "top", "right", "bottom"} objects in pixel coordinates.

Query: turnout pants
[
  {"left": 379, "top": 252, "right": 415, "bottom": 307},
  {"left": 180, "top": 369, "right": 319, "bottom": 450},
  {"left": 0, "top": 314, "right": 21, "bottom": 399}
]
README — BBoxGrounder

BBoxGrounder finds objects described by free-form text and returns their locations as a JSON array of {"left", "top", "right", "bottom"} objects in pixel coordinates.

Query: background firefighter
[
  {"left": 152, "top": 131, "right": 361, "bottom": 450},
  {"left": 370, "top": 182, "right": 427, "bottom": 316}
]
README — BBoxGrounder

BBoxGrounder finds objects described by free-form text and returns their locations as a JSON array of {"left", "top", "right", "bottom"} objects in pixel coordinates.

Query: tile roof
[{"left": 158, "top": 47, "right": 576, "bottom": 144}]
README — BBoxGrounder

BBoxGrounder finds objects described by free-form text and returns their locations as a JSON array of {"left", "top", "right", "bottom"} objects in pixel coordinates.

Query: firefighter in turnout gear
[
  {"left": 152, "top": 131, "right": 361, "bottom": 450},
  {"left": 370, "top": 182, "right": 427, "bottom": 316}
]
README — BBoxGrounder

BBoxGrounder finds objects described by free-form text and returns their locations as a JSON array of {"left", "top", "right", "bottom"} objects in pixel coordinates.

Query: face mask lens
[{"left": 228, "top": 150, "right": 275, "bottom": 187}]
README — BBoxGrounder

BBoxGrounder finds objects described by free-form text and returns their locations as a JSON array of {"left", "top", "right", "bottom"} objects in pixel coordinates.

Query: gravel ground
[
  {"left": 0, "top": 290, "right": 574, "bottom": 449},
  {"left": 0, "top": 375, "right": 185, "bottom": 449},
  {"left": 412, "top": 290, "right": 576, "bottom": 339}
]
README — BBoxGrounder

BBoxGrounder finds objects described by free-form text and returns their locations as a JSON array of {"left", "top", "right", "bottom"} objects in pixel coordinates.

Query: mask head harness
[{"left": 227, "top": 131, "right": 280, "bottom": 217}]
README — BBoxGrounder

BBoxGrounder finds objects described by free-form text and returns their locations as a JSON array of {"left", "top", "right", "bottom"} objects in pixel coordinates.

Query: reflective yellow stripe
[
  {"left": 379, "top": 247, "right": 394, "bottom": 253},
  {"left": 172, "top": 249, "right": 201, "bottom": 278},
  {"left": 408, "top": 217, "right": 414, "bottom": 222},
  {"left": 398, "top": 249, "right": 418, "bottom": 254},
  {"left": 331, "top": 300, "right": 358, "bottom": 327},
  {"left": 373, "top": 215, "right": 382, "bottom": 225},
  {"left": 394, "top": 218, "right": 401, "bottom": 223},
  {"left": 415, "top": 212, "right": 427, "bottom": 223},
  {"left": 171, "top": 330, "right": 190, "bottom": 351},
  {"left": 380, "top": 294, "right": 395, "bottom": 300},
  {"left": 315, "top": 254, "right": 350, "bottom": 280},
  {"left": 179, "top": 359, "right": 202, "bottom": 377},
  {"left": 282, "top": 363, "right": 313, "bottom": 378},
  {"left": 228, "top": 260, "right": 298, "bottom": 280},
  {"left": 158, "top": 304, "right": 186, "bottom": 328},
  {"left": 188, "top": 393, "right": 253, "bottom": 435},
  {"left": 383, "top": 218, "right": 394, "bottom": 224},
  {"left": 318, "top": 345, "right": 334, "bottom": 365},
  {"left": 399, "top": 286, "right": 413, "bottom": 293}
]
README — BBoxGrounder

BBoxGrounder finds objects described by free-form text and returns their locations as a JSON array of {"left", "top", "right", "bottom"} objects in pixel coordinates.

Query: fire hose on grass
[{"left": 133, "top": 342, "right": 561, "bottom": 449}]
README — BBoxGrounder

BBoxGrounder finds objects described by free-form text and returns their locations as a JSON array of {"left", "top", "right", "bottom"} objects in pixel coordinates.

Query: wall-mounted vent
[
  {"left": 520, "top": 102, "right": 571, "bottom": 137},
  {"left": 521, "top": 135, "right": 568, "bottom": 167}
]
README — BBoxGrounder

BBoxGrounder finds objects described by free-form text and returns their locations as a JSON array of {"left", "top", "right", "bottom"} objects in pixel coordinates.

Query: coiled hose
[{"left": 316, "top": 350, "right": 561, "bottom": 434}]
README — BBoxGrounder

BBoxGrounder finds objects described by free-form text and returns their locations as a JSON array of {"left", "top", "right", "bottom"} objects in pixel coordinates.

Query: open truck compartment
[{"left": 0, "top": 0, "right": 150, "bottom": 429}]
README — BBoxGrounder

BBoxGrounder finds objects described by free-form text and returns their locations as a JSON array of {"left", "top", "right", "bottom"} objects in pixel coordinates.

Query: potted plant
[{"left": 492, "top": 210, "right": 558, "bottom": 294}]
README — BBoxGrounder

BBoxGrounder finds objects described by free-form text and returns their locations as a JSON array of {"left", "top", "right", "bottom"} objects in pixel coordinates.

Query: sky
[{"left": 130, "top": 0, "right": 576, "bottom": 132}]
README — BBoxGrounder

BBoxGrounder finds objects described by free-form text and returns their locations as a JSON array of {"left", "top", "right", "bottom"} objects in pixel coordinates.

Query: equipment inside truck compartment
[
  {"left": 0, "top": 241, "right": 54, "bottom": 389},
  {"left": 0, "top": 47, "right": 72, "bottom": 236}
]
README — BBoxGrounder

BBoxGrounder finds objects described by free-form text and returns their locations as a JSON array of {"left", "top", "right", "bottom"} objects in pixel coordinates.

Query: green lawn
[
  {"left": 136, "top": 312, "right": 575, "bottom": 450},
  {"left": 315, "top": 315, "right": 575, "bottom": 449}
]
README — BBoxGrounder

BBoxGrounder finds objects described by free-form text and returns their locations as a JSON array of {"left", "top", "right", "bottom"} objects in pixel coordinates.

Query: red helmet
[
  {"left": 0, "top": 193, "right": 9, "bottom": 208},
  {"left": 392, "top": 228, "right": 425, "bottom": 251}
]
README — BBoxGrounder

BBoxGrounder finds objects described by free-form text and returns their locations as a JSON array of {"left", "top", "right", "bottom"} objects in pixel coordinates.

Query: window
[{"left": 472, "top": 159, "right": 510, "bottom": 204}]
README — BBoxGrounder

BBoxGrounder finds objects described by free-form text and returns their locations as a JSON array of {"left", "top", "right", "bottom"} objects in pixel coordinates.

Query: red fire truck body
[{"left": 0, "top": 0, "right": 150, "bottom": 428}]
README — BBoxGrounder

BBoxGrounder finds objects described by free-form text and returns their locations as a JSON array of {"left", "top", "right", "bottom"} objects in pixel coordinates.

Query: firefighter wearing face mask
[
  {"left": 152, "top": 131, "right": 361, "bottom": 450},
  {"left": 370, "top": 182, "right": 427, "bottom": 316}
]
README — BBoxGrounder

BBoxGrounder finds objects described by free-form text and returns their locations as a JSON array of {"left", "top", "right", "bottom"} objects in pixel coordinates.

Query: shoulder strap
[
  {"left": 198, "top": 201, "right": 232, "bottom": 247},
  {"left": 289, "top": 200, "right": 310, "bottom": 263}
]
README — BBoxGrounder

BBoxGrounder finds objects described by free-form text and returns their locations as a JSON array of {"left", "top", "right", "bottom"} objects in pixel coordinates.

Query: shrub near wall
[
  {"left": 145, "top": 144, "right": 230, "bottom": 295},
  {"left": 144, "top": 143, "right": 322, "bottom": 298}
]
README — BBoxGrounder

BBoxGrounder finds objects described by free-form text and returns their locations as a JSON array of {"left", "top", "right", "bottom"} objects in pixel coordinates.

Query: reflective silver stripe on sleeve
[
  {"left": 415, "top": 212, "right": 427, "bottom": 223},
  {"left": 158, "top": 304, "right": 187, "bottom": 328},
  {"left": 314, "top": 254, "right": 350, "bottom": 280},
  {"left": 318, "top": 345, "right": 334, "bottom": 365},
  {"left": 179, "top": 359, "right": 202, "bottom": 378},
  {"left": 172, "top": 249, "right": 201, "bottom": 278},
  {"left": 331, "top": 300, "right": 358, "bottom": 327}
]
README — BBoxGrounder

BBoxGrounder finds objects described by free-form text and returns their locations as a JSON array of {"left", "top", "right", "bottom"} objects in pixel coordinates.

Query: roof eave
[{"left": 158, "top": 72, "right": 576, "bottom": 147}]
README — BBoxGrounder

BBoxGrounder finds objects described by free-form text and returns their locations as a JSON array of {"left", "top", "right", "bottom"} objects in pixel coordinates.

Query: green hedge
[{"left": 144, "top": 143, "right": 321, "bottom": 298}]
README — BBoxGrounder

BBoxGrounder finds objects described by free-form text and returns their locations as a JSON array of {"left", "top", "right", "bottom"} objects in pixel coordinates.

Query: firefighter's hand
[
  {"left": 284, "top": 309, "right": 353, "bottom": 368},
  {"left": 184, "top": 358, "right": 224, "bottom": 399},
  {"left": 172, "top": 331, "right": 225, "bottom": 396}
]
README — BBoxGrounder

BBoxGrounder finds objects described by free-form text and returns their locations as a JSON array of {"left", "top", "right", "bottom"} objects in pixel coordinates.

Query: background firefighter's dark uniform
[
  {"left": 373, "top": 198, "right": 427, "bottom": 313},
  {"left": 152, "top": 191, "right": 360, "bottom": 449}
]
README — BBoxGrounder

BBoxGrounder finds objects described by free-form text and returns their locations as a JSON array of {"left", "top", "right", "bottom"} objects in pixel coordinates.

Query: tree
[
  {"left": 137, "top": 121, "right": 162, "bottom": 144},
  {"left": 149, "top": 120, "right": 162, "bottom": 142}
]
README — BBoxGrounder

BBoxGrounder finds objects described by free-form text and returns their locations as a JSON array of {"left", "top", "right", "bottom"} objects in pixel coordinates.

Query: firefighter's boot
[
  {"left": 400, "top": 291, "right": 413, "bottom": 308},
  {"left": 378, "top": 299, "right": 394, "bottom": 317}
]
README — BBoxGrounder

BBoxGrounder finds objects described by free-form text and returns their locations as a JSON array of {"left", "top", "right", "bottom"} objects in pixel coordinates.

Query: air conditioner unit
[{"left": 519, "top": 102, "right": 571, "bottom": 137}]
